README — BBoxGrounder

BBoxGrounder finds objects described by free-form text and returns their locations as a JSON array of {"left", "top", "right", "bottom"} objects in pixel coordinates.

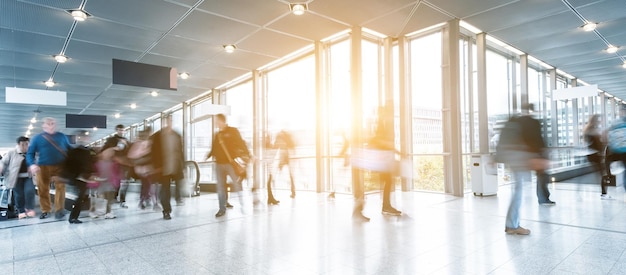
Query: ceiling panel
[
  {"left": 210, "top": 50, "right": 275, "bottom": 71},
  {"left": 19, "top": 0, "right": 84, "bottom": 10},
  {"left": 464, "top": 0, "right": 569, "bottom": 33},
  {"left": 237, "top": 29, "right": 311, "bottom": 58},
  {"left": 399, "top": 3, "right": 454, "bottom": 36},
  {"left": 1, "top": 0, "right": 73, "bottom": 37},
  {"left": 169, "top": 10, "right": 258, "bottom": 44},
  {"left": 0, "top": 29, "right": 65, "bottom": 56},
  {"left": 268, "top": 12, "right": 347, "bottom": 41},
  {"left": 310, "top": 0, "right": 415, "bottom": 26},
  {"left": 71, "top": 19, "right": 165, "bottom": 52},
  {"left": 86, "top": 0, "right": 189, "bottom": 32},
  {"left": 425, "top": 0, "right": 517, "bottom": 19},
  {"left": 64, "top": 40, "right": 144, "bottom": 64},
  {"left": 193, "top": 63, "right": 249, "bottom": 82},
  {"left": 148, "top": 35, "right": 222, "bottom": 62},
  {"left": 577, "top": 0, "right": 626, "bottom": 23},
  {"left": 198, "top": 0, "right": 288, "bottom": 26}
]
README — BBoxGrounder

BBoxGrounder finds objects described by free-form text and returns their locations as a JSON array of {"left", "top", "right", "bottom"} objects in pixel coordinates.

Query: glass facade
[{"left": 90, "top": 21, "right": 621, "bottom": 197}]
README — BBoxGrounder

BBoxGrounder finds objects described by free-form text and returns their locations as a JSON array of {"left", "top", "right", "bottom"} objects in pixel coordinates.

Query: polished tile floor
[{"left": 2, "top": 173, "right": 626, "bottom": 275}]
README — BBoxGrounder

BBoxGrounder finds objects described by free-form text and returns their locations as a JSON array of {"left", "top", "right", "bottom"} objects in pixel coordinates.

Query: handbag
[
  {"left": 217, "top": 133, "right": 248, "bottom": 177},
  {"left": 602, "top": 175, "right": 616, "bottom": 187}
]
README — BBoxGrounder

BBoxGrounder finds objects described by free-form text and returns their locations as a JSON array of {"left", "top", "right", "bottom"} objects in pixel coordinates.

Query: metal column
[
  {"left": 315, "top": 41, "right": 325, "bottom": 193},
  {"left": 571, "top": 79, "right": 579, "bottom": 146},
  {"left": 442, "top": 19, "right": 464, "bottom": 197},
  {"left": 476, "top": 33, "right": 489, "bottom": 153},
  {"left": 520, "top": 54, "right": 529, "bottom": 114},
  {"left": 549, "top": 70, "right": 558, "bottom": 146},
  {"left": 398, "top": 36, "right": 413, "bottom": 191},
  {"left": 350, "top": 27, "right": 364, "bottom": 199}
]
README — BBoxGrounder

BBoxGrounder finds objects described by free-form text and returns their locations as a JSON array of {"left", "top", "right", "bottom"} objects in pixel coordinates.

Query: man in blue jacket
[{"left": 26, "top": 117, "right": 71, "bottom": 219}]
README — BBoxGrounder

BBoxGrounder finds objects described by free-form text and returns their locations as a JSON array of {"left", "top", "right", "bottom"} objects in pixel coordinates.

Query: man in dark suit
[{"left": 150, "top": 113, "right": 185, "bottom": 220}]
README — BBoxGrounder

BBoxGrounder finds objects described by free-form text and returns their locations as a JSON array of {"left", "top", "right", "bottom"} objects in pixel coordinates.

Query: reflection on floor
[{"left": 2, "top": 173, "right": 626, "bottom": 274}]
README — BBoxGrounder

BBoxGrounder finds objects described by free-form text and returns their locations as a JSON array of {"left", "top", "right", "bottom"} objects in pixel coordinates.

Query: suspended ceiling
[{"left": 1, "top": 0, "right": 625, "bottom": 148}]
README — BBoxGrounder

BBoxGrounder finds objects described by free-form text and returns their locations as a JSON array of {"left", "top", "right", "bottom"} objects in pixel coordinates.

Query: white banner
[
  {"left": 5, "top": 87, "right": 67, "bottom": 106},
  {"left": 552, "top": 84, "right": 598, "bottom": 101}
]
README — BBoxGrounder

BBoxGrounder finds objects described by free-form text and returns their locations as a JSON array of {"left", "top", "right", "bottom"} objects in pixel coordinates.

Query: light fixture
[
  {"left": 25, "top": 130, "right": 30, "bottom": 136},
  {"left": 607, "top": 45, "right": 619, "bottom": 54},
  {"left": 44, "top": 79, "right": 55, "bottom": 87},
  {"left": 130, "top": 103, "right": 137, "bottom": 109},
  {"left": 289, "top": 3, "right": 307, "bottom": 15},
  {"left": 114, "top": 113, "right": 121, "bottom": 119},
  {"left": 85, "top": 131, "right": 90, "bottom": 136},
  {"left": 69, "top": 9, "right": 90, "bottom": 21},
  {"left": 30, "top": 117, "right": 37, "bottom": 123},
  {"left": 28, "top": 124, "right": 33, "bottom": 130},
  {"left": 93, "top": 127, "right": 98, "bottom": 131},
  {"left": 179, "top": 72, "right": 190, "bottom": 79},
  {"left": 53, "top": 54, "right": 68, "bottom": 63},
  {"left": 582, "top": 22, "right": 597, "bottom": 32},
  {"left": 223, "top": 44, "right": 236, "bottom": 53},
  {"left": 150, "top": 91, "right": 159, "bottom": 97}
]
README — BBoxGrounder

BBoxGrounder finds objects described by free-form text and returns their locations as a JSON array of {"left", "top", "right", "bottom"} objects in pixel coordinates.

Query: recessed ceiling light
[
  {"left": 607, "top": 45, "right": 619, "bottom": 54},
  {"left": 25, "top": 130, "right": 30, "bottom": 136},
  {"left": 290, "top": 3, "right": 307, "bottom": 15},
  {"left": 582, "top": 22, "right": 597, "bottom": 32},
  {"left": 114, "top": 113, "right": 121, "bottom": 119},
  {"left": 223, "top": 44, "right": 236, "bottom": 53},
  {"left": 28, "top": 124, "right": 33, "bottom": 130},
  {"left": 179, "top": 72, "right": 190, "bottom": 79},
  {"left": 30, "top": 117, "right": 37, "bottom": 123},
  {"left": 44, "top": 79, "right": 55, "bottom": 87},
  {"left": 150, "top": 91, "right": 159, "bottom": 97},
  {"left": 92, "top": 127, "right": 98, "bottom": 131},
  {"left": 69, "top": 10, "right": 90, "bottom": 21},
  {"left": 85, "top": 131, "right": 90, "bottom": 136},
  {"left": 53, "top": 54, "right": 68, "bottom": 63},
  {"left": 622, "top": 61, "right": 626, "bottom": 69},
  {"left": 130, "top": 103, "right": 137, "bottom": 109}
]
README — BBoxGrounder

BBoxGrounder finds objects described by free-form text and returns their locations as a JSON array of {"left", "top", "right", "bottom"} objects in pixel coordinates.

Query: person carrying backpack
[{"left": 496, "top": 104, "right": 551, "bottom": 235}]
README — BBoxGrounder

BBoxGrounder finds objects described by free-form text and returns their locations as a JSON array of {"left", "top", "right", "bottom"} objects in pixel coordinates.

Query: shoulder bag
[{"left": 217, "top": 133, "right": 248, "bottom": 177}]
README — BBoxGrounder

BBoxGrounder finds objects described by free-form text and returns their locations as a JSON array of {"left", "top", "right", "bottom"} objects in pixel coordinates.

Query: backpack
[{"left": 494, "top": 116, "right": 526, "bottom": 164}]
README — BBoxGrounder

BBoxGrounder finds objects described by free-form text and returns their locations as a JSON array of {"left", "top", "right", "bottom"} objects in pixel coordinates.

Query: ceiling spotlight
[
  {"left": 290, "top": 3, "right": 307, "bottom": 15},
  {"left": 44, "top": 79, "right": 55, "bottom": 87},
  {"left": 53, "top": 54, "right": 68, "bottom": 63},
  {"left": 26, "top": 130, "right": 31, "bottom": 136},
  {"left": 179, "top": 72, "right": 190, "bottom": 79},
  {"left": 93, "top": 127, "right": 98, "bottom": 131},
  {"left": 114, "top": 113, "right": 121, "bottom": 119},
  {"left": 223, "top": 44, "right": 236, "bottom": 53},
  {"left": 622, "top": 61, "right": 626, "bottom": 69},
  {"left": 69, "top": 9, "right": 90, "bottom": 21},
  {"left": 30, "top": 117, "right": 37, "bottom": 123},
  {"left": 150, "top": 91, "right": 159, "bottom": 97},
  {"left": 582, "top": 22, "right": 597, "bottom": 32},
  {"left": 28, "top": 124, "right": 33, "bottom": 130},
  {"left": 85, "top": 131, "right": 90, "bottom": 136},
  {"left": 607, "top": 45, "right": 619, "bottom": 54},
  {"left": 130, "top": 103, "right": 137, "bottom": 109}
]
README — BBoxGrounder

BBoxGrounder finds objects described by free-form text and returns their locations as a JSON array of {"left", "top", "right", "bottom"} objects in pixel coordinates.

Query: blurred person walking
[
  {"left": 496, "top": 104, "right": 551, "bottom": 235},
  {"left": 151, "top": 113, "right": 185, "bottom": 220},
  {"left": 127, "top": 127, "right": 159, "bottom": 210},
  {"left": 95, "top": 145, "right": 124, "bottom": 219},
  {"left": 266, "top": 129, "right": 296, "bottom": 200},
  {"left": 206, "top": 114, "right": 251, "bottom": 217},
  {"left": 106, "top": 124, "right": 131, "bottom": 208},
  {"left": 61, "top": 131, "right": 98, "bottom": 224},
  {"left": 583, "top": 114, "right": 612, "bottom": 199},
  {"left": 0, "top": 137, "right": 35, "bottom": 219},
  {"left": 607, "top": 105, "right": 626, "bottom": 193},
  {"left": 26, "top": 117, "right": 72, "bottom": 220}
]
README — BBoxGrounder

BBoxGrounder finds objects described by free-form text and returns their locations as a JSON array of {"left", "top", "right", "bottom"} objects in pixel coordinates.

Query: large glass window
[
  {"left": 410, "top": 31, "right": 444, "bottom": 192},
  {"left": 225, "top": 81, "right": 253, "bottom": 148},
  {"left": 266, "top": 55, "right": 316, "bottom": 191}
]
